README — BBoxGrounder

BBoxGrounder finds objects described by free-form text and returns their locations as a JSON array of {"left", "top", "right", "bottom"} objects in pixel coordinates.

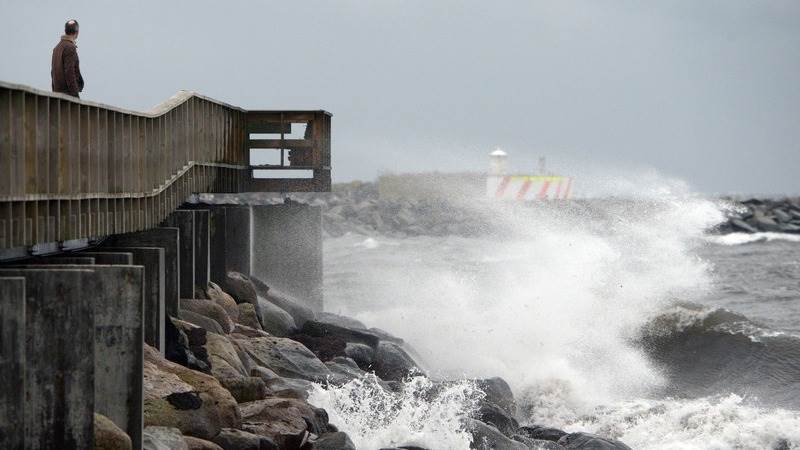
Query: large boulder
[
  {"left": 143, "top": 345, "right": 240, "bottom": 440},
  {"left": 182, "top": 299, "right": 235, "bottom": 334},
  {"left": 142, "top": 426, "right": 188, "bottom": 450},
  {"left": 207, "top": 282, "right": 240, "bottom": 322},
  {"left": 237, "top": 303, "right": 263, "bottom": 331},
  {"left": 258, "top": 298, "right": 298, "bottom": 337},
  {"left": 225, "top": 272, "right": 259, "bottom": 307},
  {"left": 317, "top": 312, "right": 367, "bottom": 330},
  {"left": 511, "top": 434, "right": 565, "bottom": 449},
  {"left": 476, "top": 378, "right": 517, "bottom": 418},
  {"left": 165, "top": 317, "right": 209, "bottom": 373},
  {"left": 477, "top": 402, "right": 519, "bottom": 436},
  {"left": 94, "top": 413, "right": 132, "bottom": 450},
  {"left": 219, "top": 376, "right": 268, "bottom": 403},
  {"left": 557, "top": 432, "right": 632, "bottom": 450},
  {"left": 235, "top": 336, "right": 331, "bottom": 382},
  {"left": 251, "top": 278, "right": 316, "bottom": 327},
  {"left": 325, "top": 357, "right": 367, "bottom": 384},
  {"left": 466, "top": 419, "right": 529, "bottom": 450},
  {"left": 206, "top": 332, "right": 249, "bottom": 379},
  {"left": 239, "top": 398, "right": 328, "bottom": 449},
  {"left": 304, "top": 432, "right": 356, "bottom": 450},
  {"left": 302, "top": 321, "right": 381, "bottom": 348},
  {"left": 516, "top": 425, "right": 567, "bottom": 443},
  {"left": 373, "top": 341, "right": 423, "bottom": 381},
  {"left": 211, "top": 428, "right": 277, "bottom": 450},
  {"left": 344, "top": 342, "right": 375, "bottom": 370},
  {"left": 179, "top": 310, "right": 225, "bottom": 335},
  {"left": 183, "top": 436, "right": 224, "bottom": 450}
]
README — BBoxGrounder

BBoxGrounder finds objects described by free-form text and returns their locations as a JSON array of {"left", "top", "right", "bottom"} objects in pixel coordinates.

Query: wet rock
[
  {"left": 557, "top": 432, "right": 632, "bottom": 450},
  {"left": 232, "top": 324, "right": 271, "bottom": 339},
  {"left": 179, "top": 310, "right": 225, "bottom": 335},
  {"left": 516, "top": 425, "right": 567, "bottom": 442},
  {"left": 374, "top": 341, "right": 423, "bottom": 381},
  {"left": 237, "top": 303, "right": 264, "bottom": 330},
  {"left": 258, "top": 298, "right": 298, "bottom": 337},
  {"left": 143, "top": 345, "right": 240, "bottom": 440},
  {"left": 251, "top": 278, "right": 316, "bottom": 327},
  {"left": 142, "top": 426, "right": 188, "bottom": 450},
  {"left": 184, "top": 436, "right": 224, "bottom": 450},
  {"left": 239, "top": 398, "right": 328, "bottom": 449},
  {"left": 211, "top": 428, "right": 278, "bottom": 450},
  {"left": 476, "top": 377, "right": 517, "bottom": 418},
  {"left": 302, "top": 320, "right": 381, "bottom": 348},
  {"left": 511, "top": 434, "right": 565, "bottom": 449},
  {"left": 466, "top": 419, "right": 529, "bottom": 450},
  {"left": 730, "top": 218, "right": 758, "bottom": 233},
  {"left": 166, "top": 317, "right": 210, "bottom": 373},
  {"left": 774, "top": 209, "right": 792, "bottom": 223},
  {"left": 303, "top": 432, "right": 356, "bottom": 450},
  {"left": 207, "top": 281, "right": 240, "bottom": 322},
  {"left": 225, "top": 271, "right": 259, "bottom": 306},
  {"left": 165, "top": 391, "right": 203, "bottom": 410},
  {"left": 182, "top": 299, "right": 235, "bottom": 334},
  {"left": 235, "top": 336, "right": 331, "bottom": 382},
  {"left": 317, "top": 312, "right": 367, "bottom": 330},
  {"left": 206, "top": 332, "right": 248, "bottom": 379},
  {"left": 368, "top": 327, "right": 405, "bottom": 345},
  {"left": 345, "top": 342, "right": 375, "bottom": 370},
  {"left": 94, "top": 413, "right": 132, "bottom": 450},
  {"left": 219, "top": 376, "right": 268, "bottom": 403},
  {"left": 477, "top": 402, "right": 519, "bottom": 436},
  {"left": 264, "top": 376, "right": 315, "bottom": 400},
  {"left": 174, "top": 319, "right": 208, "bottom": 347},
  {"left": 250, "top": 365, "right": 281, "bottom": 382},
  {"left": 325, "top": 357, "right": 367, "bottom": 383}
]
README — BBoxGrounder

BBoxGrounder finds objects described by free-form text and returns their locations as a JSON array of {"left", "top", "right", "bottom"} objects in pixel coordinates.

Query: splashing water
[{"left": 308, "top": 375, "right": 483, "bottom": 449}]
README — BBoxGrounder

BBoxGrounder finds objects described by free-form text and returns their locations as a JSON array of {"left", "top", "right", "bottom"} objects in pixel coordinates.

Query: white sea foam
[
  {"left": 308, "top": 375, "right": 482, "bottom": 450},
  {"left": 706, "top": 232, "right": 800, "bottom": 246}
]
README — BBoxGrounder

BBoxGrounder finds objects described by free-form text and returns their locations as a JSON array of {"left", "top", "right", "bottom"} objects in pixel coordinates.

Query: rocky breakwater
[
  {"left": 719, "top": 197, "right": 800, "bottom": 234},
  {"left": 114, "top": 270, "right": 632, "bottom": 450}
]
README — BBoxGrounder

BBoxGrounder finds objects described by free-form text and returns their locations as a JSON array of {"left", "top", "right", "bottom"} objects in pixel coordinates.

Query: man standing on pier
[{"left": 51, "top": 19, "right": 84, "bottom": 98}]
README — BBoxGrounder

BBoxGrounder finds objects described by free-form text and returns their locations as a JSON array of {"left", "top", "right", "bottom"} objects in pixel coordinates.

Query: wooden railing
[{"left": 0, "top": 81, "right": 331, "bottom": 250}]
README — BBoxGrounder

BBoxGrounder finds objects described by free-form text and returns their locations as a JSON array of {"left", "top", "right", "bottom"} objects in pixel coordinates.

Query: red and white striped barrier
[{"left": 486, "top": 175, "right": 573, "bottom": 200}]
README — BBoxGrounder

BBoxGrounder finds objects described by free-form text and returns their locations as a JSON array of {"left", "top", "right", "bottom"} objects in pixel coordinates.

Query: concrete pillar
[
  {"left": 13, "top": 265, "right": 144, "bottom": 450},
  {"left": 100, "top": 247, "right": 166, "bottom": 353},
  {"left": 78, "top": 251, "right": 134, "bottom": 265},
  {"left": 0, "top": 277, "right": 25, "bottom": 450},
  {"left": 201, "top": 205, "right": 251, "bottom": 284},
  {"left": 0, "top": 268, "right": 95, "bottom": 450},
  {"left": 30, "top": 256, "right": 96, "bottom": 265},
  {"left": 251, "top": 204, "right": 323, "bottom": 311},
  {"left": 105, "top": 228, "right": 180, "bottom": 317},
  {"left": 163, "top": 210, "right": 196, "bottom": 299},
  {"left": 194, "top": 210, "right": 210, "bottom": 290}
]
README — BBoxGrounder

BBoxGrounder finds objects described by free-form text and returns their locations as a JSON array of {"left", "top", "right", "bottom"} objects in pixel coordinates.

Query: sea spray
[{"left": 308, "top": 375, "right": 483, "bottom": 449}]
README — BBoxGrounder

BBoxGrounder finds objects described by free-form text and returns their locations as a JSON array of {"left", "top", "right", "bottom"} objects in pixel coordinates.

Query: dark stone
[
  {"left": 345, "top": 342, "right": 375, "bottom": 370},
  {"left": 178, "top": 310, "right": 225, "bottom": 335},
  {"left": 165, "top": 317, "right": 211, "bottom": 373},
  {"left": 373, "top": 341, "right": 423, "bottom": 381},
  {"left": 258, "top": 297, "right": 298, "bottom": 337},
  {"left": 730, "top": 218, "right": 758, "bottom": 233},
  {"left": 476, "top": 377, "right": 517, "bottom": 418},
  {"left": 303, "top": 432, "right": 356, "bottom": 450},
  {"left": 467, "top": 419, "right": 529, "bottom": 450},
  {"left": 290, "top": 331, "right": 347, "bottom": 362},
  {"left": 165, "top": 392, "right": 202, "bottom": 410},
  {"left": 517, "top": 425, "right": 567, "bottom": 442},
  {"left": 211, "top": 428, "right": 277, "bottom": 450},
  {"left": 477, "top": 402, "right": 519, "bottom": 436},
  {"left": 557, "top": 432, "right": 632, "bottom": 450}
]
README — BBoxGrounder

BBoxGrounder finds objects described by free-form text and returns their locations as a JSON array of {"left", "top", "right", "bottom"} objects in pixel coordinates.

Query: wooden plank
[
  {"left": 247, "top": 139, "right": 314, "bottom": 150},
  {"left": 0, "top": 89, "right": 10, "bottom": 197},
  {"left": 24, "top": 94, "right": 37, "bottom": 195}
]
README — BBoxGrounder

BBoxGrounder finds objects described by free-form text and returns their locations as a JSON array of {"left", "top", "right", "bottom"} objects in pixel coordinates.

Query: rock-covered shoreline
[
  {"left": 104, "top": 269, "right": 632, "bottom": 450},
  {"left": 717, "top": 197, "right": 800, "bottom": 234}
]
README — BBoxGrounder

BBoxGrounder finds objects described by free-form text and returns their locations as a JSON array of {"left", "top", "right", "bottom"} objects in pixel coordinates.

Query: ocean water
[{"left": 313, "top": 196, "right": 800, "bottom": 450}]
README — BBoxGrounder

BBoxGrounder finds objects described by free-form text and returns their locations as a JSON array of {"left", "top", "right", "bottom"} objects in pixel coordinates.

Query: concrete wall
[
  {"left": 0, "top": 268, "right": 95, "bottom": 450},
  {"left": 251, "top": 204, "right": 323, "bottom": 311},
  {"left": 0, "top": 277, "right": 25, "bottom": 450}
]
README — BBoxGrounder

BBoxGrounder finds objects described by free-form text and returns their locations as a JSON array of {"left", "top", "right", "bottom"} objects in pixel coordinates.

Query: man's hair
[{"left": 65, "top": 19, "right": 79, "bottom": 35}]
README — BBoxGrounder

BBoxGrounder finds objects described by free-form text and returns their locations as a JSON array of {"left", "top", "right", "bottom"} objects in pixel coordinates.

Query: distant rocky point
[{"left": 718, "top": 198, "right": 800, "bottom": 234}]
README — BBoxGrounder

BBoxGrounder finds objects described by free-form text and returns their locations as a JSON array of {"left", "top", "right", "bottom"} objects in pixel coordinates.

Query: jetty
[{"left": 0, "top": 80, "right": 331, "bottom": 449}]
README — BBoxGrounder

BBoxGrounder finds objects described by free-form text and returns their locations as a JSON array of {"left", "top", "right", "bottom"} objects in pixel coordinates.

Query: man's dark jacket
[{"left": 51, "top": 35, "right": 84, "bottom": 98}]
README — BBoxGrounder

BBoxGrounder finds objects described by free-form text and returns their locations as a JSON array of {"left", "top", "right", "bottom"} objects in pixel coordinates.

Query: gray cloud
[{"left": 2, "top": 0, "right": 798, "bottom": 194}]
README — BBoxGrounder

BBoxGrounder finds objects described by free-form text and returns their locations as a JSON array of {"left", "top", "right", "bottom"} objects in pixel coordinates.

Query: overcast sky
[{"left": 1, "top": 1, "right": 798, "bottom": 194}]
